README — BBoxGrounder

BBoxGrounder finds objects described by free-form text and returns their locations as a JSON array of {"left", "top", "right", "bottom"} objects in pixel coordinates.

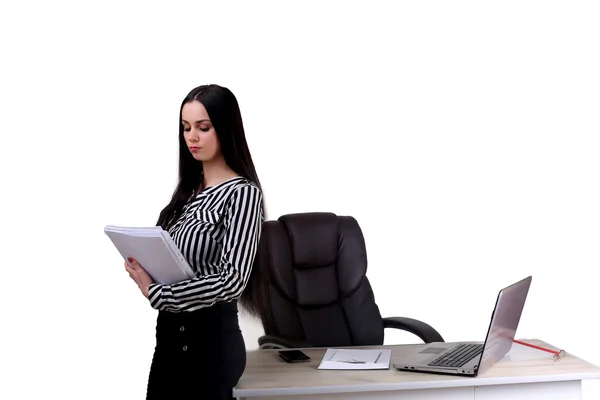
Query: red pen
[{"left": 513, "top": 339, "right": 566, "bottom": 361}]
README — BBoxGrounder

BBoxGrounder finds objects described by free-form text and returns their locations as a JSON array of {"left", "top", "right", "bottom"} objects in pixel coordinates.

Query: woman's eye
[
  {"left": 200, "top": 127, "right": 210, "bottom": 132},
  {"left": 183, "top": 127, "right": 191, "bottom": 132}
]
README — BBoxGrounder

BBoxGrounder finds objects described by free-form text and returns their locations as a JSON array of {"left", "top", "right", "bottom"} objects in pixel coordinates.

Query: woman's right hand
[{"left": 124, "top": 257, "right": 153, "bottom": 299}]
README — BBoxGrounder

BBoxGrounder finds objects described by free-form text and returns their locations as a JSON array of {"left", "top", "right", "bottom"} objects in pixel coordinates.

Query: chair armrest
[
  {"left": 382, "top": 316, "right": 444, "bottom": 343},
  {"left": 258, "top": 335, "right": 314, "bottom": 350}
]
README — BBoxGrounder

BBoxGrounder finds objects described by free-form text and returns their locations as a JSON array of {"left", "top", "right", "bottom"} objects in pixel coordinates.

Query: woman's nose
[{"left": 189, "top": 129, "right": 200, "bottom": 142}]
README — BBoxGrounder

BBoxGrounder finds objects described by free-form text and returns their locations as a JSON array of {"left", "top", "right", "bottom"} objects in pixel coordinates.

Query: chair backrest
[{"left": 256, "top": 212, "right": 385, "bottom": 347}]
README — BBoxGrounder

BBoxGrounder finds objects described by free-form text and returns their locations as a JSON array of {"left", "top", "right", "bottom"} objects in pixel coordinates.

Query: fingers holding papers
[{"left": 124, "top": 257, "right": 153, "bottom": 299}]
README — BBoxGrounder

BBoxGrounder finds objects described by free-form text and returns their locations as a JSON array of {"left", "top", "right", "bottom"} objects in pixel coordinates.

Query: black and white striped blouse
[{"left": 148, "top": 176, "right": 264, "bottom": 312}]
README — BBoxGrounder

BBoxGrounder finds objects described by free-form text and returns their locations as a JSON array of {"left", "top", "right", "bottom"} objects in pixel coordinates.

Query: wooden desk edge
[{"left": 233, "top": 371, "right": 600, "bottom": 397}]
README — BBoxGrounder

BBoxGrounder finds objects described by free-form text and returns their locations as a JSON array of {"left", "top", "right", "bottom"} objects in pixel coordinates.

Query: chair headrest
[{"left": 279, "top": 212, "right": 338, "bottom": 267}]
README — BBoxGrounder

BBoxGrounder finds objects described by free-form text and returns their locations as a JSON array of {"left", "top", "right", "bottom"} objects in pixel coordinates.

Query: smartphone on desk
[{"left": 279, "top": 349, "right": 311, "bottom": 363}]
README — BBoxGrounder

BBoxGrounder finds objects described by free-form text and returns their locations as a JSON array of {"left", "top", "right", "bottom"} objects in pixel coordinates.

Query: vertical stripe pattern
[{"left": 148, "top": 176, "right": 264, "bottom": 312}]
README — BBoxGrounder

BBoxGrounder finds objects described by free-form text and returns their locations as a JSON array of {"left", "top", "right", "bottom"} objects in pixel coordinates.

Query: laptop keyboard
[{"left": 428, "top": 344, "right": 483, "bottom": 368}]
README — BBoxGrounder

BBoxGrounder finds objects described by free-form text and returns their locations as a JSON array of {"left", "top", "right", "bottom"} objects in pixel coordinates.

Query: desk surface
[{"left": 234, "top": 339, "right": 600, "bottom": 398}]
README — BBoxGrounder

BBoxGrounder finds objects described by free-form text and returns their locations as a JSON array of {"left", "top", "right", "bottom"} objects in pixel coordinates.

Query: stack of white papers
[
  {"left": 104, "top": 225, "right": 195, "bottom": 285},
  {"left": 318, "top": 349, "right": 392, "bottom": 370}
]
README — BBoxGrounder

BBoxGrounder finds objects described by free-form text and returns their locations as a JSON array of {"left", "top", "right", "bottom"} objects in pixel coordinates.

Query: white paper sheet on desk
[
  {"left": 318, "top": 349, "right": 391, "bottom": 370},
  {"left": 500, "top": 342, "right": 556, "bottom": 362}
]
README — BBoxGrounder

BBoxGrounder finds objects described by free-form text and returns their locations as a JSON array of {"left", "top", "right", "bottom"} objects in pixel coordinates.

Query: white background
[{"left": 1, "top": 1, "right": 599, "bottom": 399}]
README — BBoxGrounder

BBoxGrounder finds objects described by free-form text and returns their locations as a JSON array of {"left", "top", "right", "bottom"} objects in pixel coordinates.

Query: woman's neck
[{"left": 202, "top": 157, "right": 238, "bottom": 188}]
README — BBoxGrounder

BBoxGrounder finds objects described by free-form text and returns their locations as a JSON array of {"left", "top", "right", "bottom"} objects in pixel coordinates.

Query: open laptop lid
[{"left": 476, "top": 276, "right": 532, "bottom": 374}]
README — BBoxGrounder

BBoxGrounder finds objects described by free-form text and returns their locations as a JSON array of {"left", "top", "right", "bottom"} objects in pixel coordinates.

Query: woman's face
[{"left": 181, "top": 100, "right": 220, "bottom": 162}]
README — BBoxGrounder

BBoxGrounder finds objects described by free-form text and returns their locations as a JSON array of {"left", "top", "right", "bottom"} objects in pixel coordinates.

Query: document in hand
[
  {"left": 318, "top": 349, "right": 392, "bottom": 370},
  {"left": 104, "top": 225, "right": 196, "bottom": 285}
]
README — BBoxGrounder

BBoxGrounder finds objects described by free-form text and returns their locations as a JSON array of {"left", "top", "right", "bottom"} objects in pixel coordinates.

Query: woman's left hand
[{"left": 125, "top": 257, "right": 154, "bottom": 299}]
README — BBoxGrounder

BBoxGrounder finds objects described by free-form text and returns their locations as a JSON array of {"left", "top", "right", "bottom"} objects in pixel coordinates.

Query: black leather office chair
[{"left": 254, "top": 212, "right": 444, "bottom": 349}]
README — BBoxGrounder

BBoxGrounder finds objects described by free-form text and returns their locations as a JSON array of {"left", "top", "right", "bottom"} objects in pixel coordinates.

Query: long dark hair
[{"left": 156, "top": 84, "right": 267, "bottom": 317}]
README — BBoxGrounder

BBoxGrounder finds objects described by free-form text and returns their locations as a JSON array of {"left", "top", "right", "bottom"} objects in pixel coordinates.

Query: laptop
[{"left": 393, "top": 275, "right": 532, "bottom": 377}]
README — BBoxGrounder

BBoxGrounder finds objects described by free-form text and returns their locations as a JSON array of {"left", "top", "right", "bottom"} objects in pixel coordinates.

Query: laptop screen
[{"left": 477, "top": 276, "right": 532, "bottom": 373}]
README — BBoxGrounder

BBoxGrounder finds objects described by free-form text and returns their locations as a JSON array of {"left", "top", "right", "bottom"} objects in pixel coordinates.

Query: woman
[{"left": 125, "top": 84, "right": 266, "bottom": 400}]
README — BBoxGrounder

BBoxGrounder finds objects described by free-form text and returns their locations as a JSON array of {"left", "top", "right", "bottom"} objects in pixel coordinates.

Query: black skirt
[{"left": 146, "top": 300, "right": 246, "bottom": 400}]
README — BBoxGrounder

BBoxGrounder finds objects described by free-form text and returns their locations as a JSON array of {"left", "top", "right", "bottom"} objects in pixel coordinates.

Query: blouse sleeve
[{"left": 147, "top": 184, "right": 263, "bottom": 312}]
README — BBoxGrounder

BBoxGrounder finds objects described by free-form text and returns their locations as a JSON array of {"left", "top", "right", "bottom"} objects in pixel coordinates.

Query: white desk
[{"left": 234, "top": 339, "right": 600, "bottom": 400}]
